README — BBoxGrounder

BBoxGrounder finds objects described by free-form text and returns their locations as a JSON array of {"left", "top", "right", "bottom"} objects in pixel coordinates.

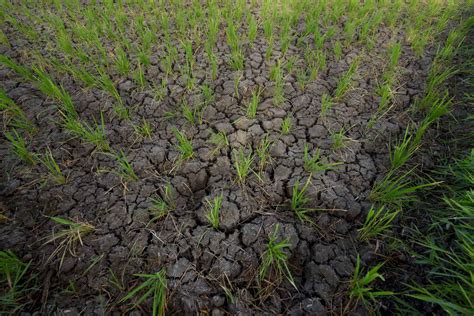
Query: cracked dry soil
[{"left": 0, "top": 5, "right": 448, "bottom": 316}]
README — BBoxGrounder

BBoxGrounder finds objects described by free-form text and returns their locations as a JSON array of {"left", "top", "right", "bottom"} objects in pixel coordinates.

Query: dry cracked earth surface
[{"left": 0, "top": 3, "right": 454, "bottom": 315}]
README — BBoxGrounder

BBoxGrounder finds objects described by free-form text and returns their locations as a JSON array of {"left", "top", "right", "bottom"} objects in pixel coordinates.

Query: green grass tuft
[
  {"left": 205, "top": 192, "right": 223, "bottom": 229},
  {"left": 259, "top": 224, "right": 296, "bottom": 290},
  {"left": 120, "top": 270, "right": 167, "bottom": 316}
]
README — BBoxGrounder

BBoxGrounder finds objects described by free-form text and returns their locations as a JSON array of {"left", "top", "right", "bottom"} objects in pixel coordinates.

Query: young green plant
[
  {"left": 63, "top": 114, "right": 110, "bottom": 152},
  {"left": 39, "top": 147, "right": 67, "bottom": 184},
  {"left": 333, "top": 58, "right": 359, "bottom": 100},
  {"left": 205, "top": 192, "right": 223, "bottom": 229},
  {"left": 0, "top": 90, "right": 35, "bottom": 133},
  {"left": 281, "top": 114, "right": 292, "bottom": 135},
  {"left": 290, "top": 177, "right": 314, "bottom": 223},
  {"left": 246, "top": 88, "right": 260, "bottom": 119},
  {"left": 303, "top": 144, "right": 342, "bottom": 174},
  {"left": 172, "top": 128, "right": 194, "bottom": 160},
  {"left": 209, "top": 131, "right": 229, "bottom": 156},
  {"left": 133, "top": 118, "right": 153, "bottom": 139},
  {"left": 348, "top": 255, "right": 393, "bottom": 309},
  {"left": 259, "top": 224, "right": 296, "bottom": 289},
  {"left": 0, "top": 250, "right": 35, "bottom": 314},
  {"left": 233, "top": 148, "right": 254, "bottom": 185},
  {"left": 358, "top": 206, "right": 400, "bottom": 242},
  {"left": 44, "top": 217, "right": 94, "bottom": 268},
  {"left": 4, "top": 129, "right": 37, "bottom": 165},
  {"left": 320, "top": 93, "right": 332, "bottom": 117},
  {"left": 112, "top": 150, "right": 139, "bottom": 182},
  {"left": 148, "top": 183, "right": 175, "bottom": 224},
  {"left": 120, "top": 270, "right": 167, "bottom": 316},
  {"left": 256, "top": 135, "right": 272, "bottom": 172}
]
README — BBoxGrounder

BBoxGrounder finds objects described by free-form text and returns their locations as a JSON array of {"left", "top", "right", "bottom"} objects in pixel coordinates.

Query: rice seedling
[
  {"left": 330, "top": 127, "right": 352, "bottom": 150},
  {"left": 348, "top": 255, "right": 393, "bottom": 309},
  {"left": 4, "top": 11, "right": 38, "bottom": 41},
  {"left": 404, "top": 151, "right": 473, "bottom": 315},
  {"left": 148, "top": 183, "right": 175, "bottom": 223},
  {"left": 256, "top": 135, "right": 272, "bottom": 172},
  {"left": 314, "top": 31, "right": 326, "bottom": 50},
  {"left": 270, "top": 60, "right": 285, "bottom": 105},
  {"left": 285, "top": 56, "right": 298, "bottom": 75},
  {"left": 411, "top": 29, "right": 431, "bottom": 57},
  {"left": 132, "top": 118, "right": 153, "bottom": 139},
  {"left": 281, "top": 114, "right": 292, "bottom": 135},
  {"left": 4, "top": 129, "right": 37, "bottom": 165},
  {"left": 436, "top": 27, "right": 464, "bottom": 62},
  {"left": 97, "top": 69, "right": 125, "bottom": 114},
  {"left": 133, "top": 62, "right": 146, "bottom": 88},
  {"left": 369, "top": 169, "right": 439, "bottom": 208},
  {"left": 205, "top": 192, "right": 223, "bottom": 229},
  {"left": 207, "top": 11, "right": 219, "bottom": 49},
  {"left": 414, "top": 95, "right": 452, "bottom": 146},
  {"left": 32, "top": 67, "right": 78, "bottom": 119},
  {"left": 39, "top": 147, "right": 67, "bottom": 184},
  {"left": 0, "top": 90, "right": 35, "bottom": 133},
  {"left": 162, "top": 53, "right": 174, "bottom": 78},
  {"left": 246, "top": 88, "right": 260, "bottom": 119},
  {"left": 259, "top": 224, "right": 296, "bottom": 289},
  {"left": 44, "top": 217, "right": 94, "bottom": 268},
  {"left": 183, "top": 39, "right": 195, "bottom": 73},
  {"left": 280, "top": 29, "right": 293, "bottom": 55},
  {"left": 55, "top": 28, "right": 73, "bottom": 56},
  {"left": 271, "top": 61, "right": 282, "bottom": 84},
  {"left": 320, "top": 93, "right": 332, "bottom": 117},
  {"left": 172, "top": 128, "right": 194, "bottom": 160},
  {"left": 0, "top": 250, "right": 35, "bottom": 314},
  {"left": 63, "top": 114, "right": 110, "bottom": 152},
  {"left": 334, "top": 40, "right": 343, "bottom": 61},
  {"left": 290, "top": 177, "right": 313, "bottom": 223},
  {"left": 376, "top": 83, "right": 393, "bottom": 113},
  {"left": 389, "top": 126, "right": 417, "bottom": 170},
  {"left": 114, "top": 46, "right": 130, "bottom": 76},
  {"left": 248, "top": 14, "right": 257, "bottom": 46},
  {"left": 226, "top": 20, "right": 244, "bottom": 71},
  {"left": 0, "top": 55, "right": 34, "bottom": 81},
  {"left": 303, "top": 144, "right": 342, "bottom": 174},
  {"left": 333, "top": 58, "right": 359, "bottom": 100},
  {"left": 181, "top": 100, "right": 195, "bottom": 125},
  {"left": 233, "top": 148, "right": 254, "bottom": 184},
  {"left": 344, "top": 20, "right": 357, "bottom": 45},
  {"left": 120, "top": 270, "right": 167, "bottom": 316},
  {"left": 389, "top": 42, "right": 402, "bottom": 71},
  {"left": 153, "top": 78, "right": 168, "bottom": 102},
  {"left": 303, "top": 45, "right": 325, "bottom": 79},
  {"left": 358, "top": 206, "right": 401, "bottom": 242},
  {"left": 209, "top": 131, "right": 229, "bottom": 156},
  {"left": 111, "top": 150, "right": 139, "bottom": 182},
  {"left": 0, "top": 30, "right": 10, "bottom": 48},
  {"left": 65, "top": 61, "right": 97, "bottom": 88},
  {"left": 209, "top": 52, "right": 218, "bottom": 81},
  {"left": 296, "top": 68, "right": 309, "bottom": 91},
  {"left": 265, "top": 38, "right": 274, "bottom": 60},
  {"left": 263, "top": 17, "right": 273, "bottom": 41},
  {"left": 113, "top": 100, "right": 131, "bottom": 120},
  {"left": 201, "top": 84, "right": 214, "bottom": 106}
]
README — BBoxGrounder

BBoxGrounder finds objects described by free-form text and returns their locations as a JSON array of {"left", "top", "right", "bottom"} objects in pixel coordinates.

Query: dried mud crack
[{"left": 0, "top": 1, "right": 472, "bottom": 315}]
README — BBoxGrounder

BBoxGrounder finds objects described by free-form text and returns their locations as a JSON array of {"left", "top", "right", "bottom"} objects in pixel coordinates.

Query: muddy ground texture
[{"left": 0, "top": 8, "right": 447, "bottom": 316}]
